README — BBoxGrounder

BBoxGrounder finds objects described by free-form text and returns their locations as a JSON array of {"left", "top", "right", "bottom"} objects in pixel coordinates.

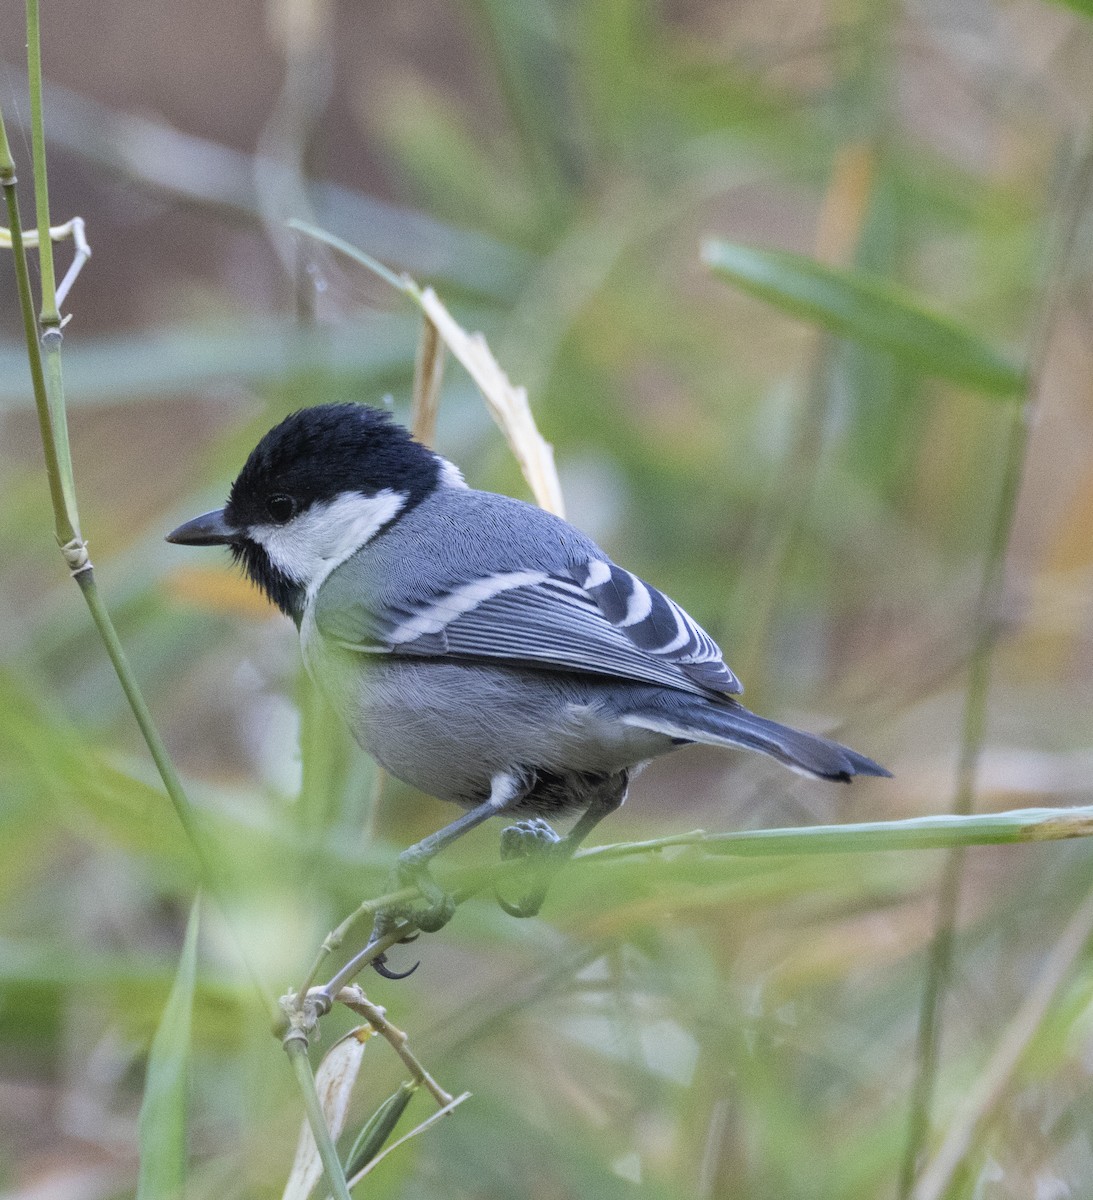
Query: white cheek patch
[{"left": 251, "top": 489, "right": 406, "bottom": 598}]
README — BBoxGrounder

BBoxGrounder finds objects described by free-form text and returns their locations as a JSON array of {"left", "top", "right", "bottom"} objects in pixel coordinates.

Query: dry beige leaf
[
  {"left": 409, "top": 316, "right": 445, "bottom": 448},
  {"left": 416, "top": 287, "right": 565, "bottom": 517},
  {"left": 285, "top": 221, "right": 564, "bottom": 514}
]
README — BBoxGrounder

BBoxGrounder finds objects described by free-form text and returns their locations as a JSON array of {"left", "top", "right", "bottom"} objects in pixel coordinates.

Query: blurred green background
[{"left": 3, "top": 1, "right": 1093, "bottom": 1197}]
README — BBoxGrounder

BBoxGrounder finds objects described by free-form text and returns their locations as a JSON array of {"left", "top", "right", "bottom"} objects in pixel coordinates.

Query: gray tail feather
[{"left": 655, "top": 698, "right": 891, "bottom": 782}]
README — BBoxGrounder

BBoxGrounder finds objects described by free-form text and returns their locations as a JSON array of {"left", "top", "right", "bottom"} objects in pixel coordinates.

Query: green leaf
[
  {"left": 702, "top": 239, "right": 1026, "bottom": 396},
  {"left": 137, "top": 897, "right": 200, "bottom": 1200},
  {"left": 344, "top": 1082, "right": 417, "bottom": 1178},
  {"left": 1045, "top": 0, "right": 1093, "bottom": 17}
]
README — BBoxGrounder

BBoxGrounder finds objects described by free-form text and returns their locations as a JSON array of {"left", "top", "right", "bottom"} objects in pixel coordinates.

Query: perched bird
[{"left": 168, "top": 403, "right": 889, "bottom": 973}]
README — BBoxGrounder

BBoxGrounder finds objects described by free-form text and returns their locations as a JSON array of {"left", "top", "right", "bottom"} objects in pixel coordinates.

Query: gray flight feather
[{"left": 312, "top": 486, "right": 742, "bottom": 699}]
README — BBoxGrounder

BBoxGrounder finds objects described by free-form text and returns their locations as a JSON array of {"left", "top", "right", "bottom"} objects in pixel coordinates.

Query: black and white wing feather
[
  {"left": 578, "top": 560, "right": 740, "bottom": 694},
  {"left": 316, "top": 555, "right": 741, "bottom": 698}
]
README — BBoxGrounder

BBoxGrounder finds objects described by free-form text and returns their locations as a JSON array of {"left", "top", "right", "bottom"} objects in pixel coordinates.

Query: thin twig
[
  {"left": 0, "top": 114, "right": 74, "bottom": 543},
  {"left": 583, "top": 806, "right": 1093, "bottom": 859},
  {"left": 336, "top": 986, "right": 454, "bottom": 1107},
  {"left": 293, "top": 885, "right": 423, "bottom": 1002},
  {"left": 54, "top": 216, "right": 90, "bottom": 308},
  {"left": 0, "top": 215, "right": 93, "bottom": 310},
  {"left": 25, "top": 0, "right": 57, "bottom": 327}
]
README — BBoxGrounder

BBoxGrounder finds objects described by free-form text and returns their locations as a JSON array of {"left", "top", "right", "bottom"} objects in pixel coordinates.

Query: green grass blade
[
  {"left": 1045, "top": 0, "right": 1093, "bottom": 16},
  {"left": 582, "top": 805, "right": 1093, "bottom": 862},
  {"left": 343, "top": 1083, "right": 417, "bottom": 1178},
  {"left": 137, "top": 897, "right": 201, "bottom": 1200},
  {"left": 702, "top": 239, "right": 1026, "bottom": 396}
]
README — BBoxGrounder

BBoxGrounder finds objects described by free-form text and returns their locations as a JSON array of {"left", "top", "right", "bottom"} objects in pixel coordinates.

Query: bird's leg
[
  {"left": 496, "top": 771, "right": 629, "bottom": 919},
  {"left": 368, "top": 772, "right": 526, "bottom": 975}
]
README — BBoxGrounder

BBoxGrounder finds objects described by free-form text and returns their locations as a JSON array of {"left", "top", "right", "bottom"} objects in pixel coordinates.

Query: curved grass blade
[
  {"left": 343, "top": 1082, "right": 417, "bottom": 1179},
  {"left": 288, "top": 219, "right": 566, "bottom": 516},
  {"left": 137, "top": 896, "right": 201, "bottom": 1200},
  {"left": 702, "top": 239, "right": 1025, "bottom": 397}
]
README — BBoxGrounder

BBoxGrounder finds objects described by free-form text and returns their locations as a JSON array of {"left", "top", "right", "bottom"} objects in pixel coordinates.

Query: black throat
[{"left": 231, "top": 541, "right": 309, "bottom": 625}]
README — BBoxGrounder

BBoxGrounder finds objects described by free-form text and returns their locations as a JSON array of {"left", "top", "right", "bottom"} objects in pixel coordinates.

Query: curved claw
[
  {"left": 372, "top": 952, "right": 421, "bottom": 980},
  {"left": 413, "top": 895, "right": 456, "bottom": 933},
  {"left": 495, "top": 882, "right": 549, "bottom": 919}
]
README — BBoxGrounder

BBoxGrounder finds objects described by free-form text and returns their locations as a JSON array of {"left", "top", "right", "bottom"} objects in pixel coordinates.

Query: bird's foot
[
  {"left": 386, "top": 850, "right": 457, "bottom": 934},
  {"left": 499, "top": 817, "right": 562, "bottom": 861},
  {"left": 367, "top": 854, "right": 456, "bottom": 977},
  {"left": 496, "top": 818, "right": 562, "bottom": 918}
]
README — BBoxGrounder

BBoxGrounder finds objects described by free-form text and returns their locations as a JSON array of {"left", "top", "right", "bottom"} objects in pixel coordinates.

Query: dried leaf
[{"left": 417, "top": 287, "right": 565, "bottom": 516}]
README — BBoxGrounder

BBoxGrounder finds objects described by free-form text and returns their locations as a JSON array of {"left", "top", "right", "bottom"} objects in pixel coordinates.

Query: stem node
[{"left": 60, "top": 536, "right": 91, "bottom": 574}]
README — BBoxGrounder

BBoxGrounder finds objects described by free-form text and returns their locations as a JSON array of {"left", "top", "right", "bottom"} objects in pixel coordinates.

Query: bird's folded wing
[{"left": 315, "top": 557, "right": 742, "bottom": 698}]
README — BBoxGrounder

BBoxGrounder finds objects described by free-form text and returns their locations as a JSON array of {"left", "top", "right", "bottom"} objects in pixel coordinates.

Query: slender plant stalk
[
  {"left": 2, "top": 88, "right": 226, "bottom": 926},
  {"left": 7, "top": 35, "right": 358, "bottom": 1200},
  {"left": 583, "top": 806, "right": 1093, "bottom": 859},
  {"left": 25, "top": 1, "right": 83, "bottom": 532},
  {"left": 5, "top": 19, "right": 281, "bottom": 1031},
  {"left": 293, "top": 803, "right": 1093, "bottom": 1016},
  {"left": 74, "top": 572, "right": 220, "bottom": 877},
  {"left": 898, "top": 134, "right": 1093, "bottom": 1196},
  {"left": 25, "top": 0, "right": 57, "bottom": 325},
  {"left": 895, "top": 407, "right": 1023, "bottom": 1199},
  {"left": 911, "top": 884, "right": 1093, "bottom": 1200},
  {"left": 283, "top": 1036, "right": 354, "bottom": 1200},
  {"left": 0, "top": 125, "right": 73, "bottom": 545}
]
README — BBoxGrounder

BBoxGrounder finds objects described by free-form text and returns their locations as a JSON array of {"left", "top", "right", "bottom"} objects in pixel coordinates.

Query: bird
[{"left": 167, "top": 402, "right": 889, "bottom": 974}]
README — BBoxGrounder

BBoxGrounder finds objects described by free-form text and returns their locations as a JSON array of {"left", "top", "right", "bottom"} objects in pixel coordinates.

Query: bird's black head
[{"left": 166, "top": 404, "right": 444, "bottom": 621}]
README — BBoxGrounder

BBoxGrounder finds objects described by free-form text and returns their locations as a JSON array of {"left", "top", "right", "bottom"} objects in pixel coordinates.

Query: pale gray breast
[{"left": 314, "top": 654, "right": 673, "bottom": 807}]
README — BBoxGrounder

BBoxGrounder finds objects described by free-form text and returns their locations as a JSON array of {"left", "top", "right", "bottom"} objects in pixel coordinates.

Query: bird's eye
[{"left": 266, "top": 494, "right": 296, "bottom": 523}]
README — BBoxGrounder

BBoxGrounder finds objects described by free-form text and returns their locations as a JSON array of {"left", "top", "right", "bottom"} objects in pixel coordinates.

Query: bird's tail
[{"left": 625, "top": 697, "right": 891, "bottom": 782}]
